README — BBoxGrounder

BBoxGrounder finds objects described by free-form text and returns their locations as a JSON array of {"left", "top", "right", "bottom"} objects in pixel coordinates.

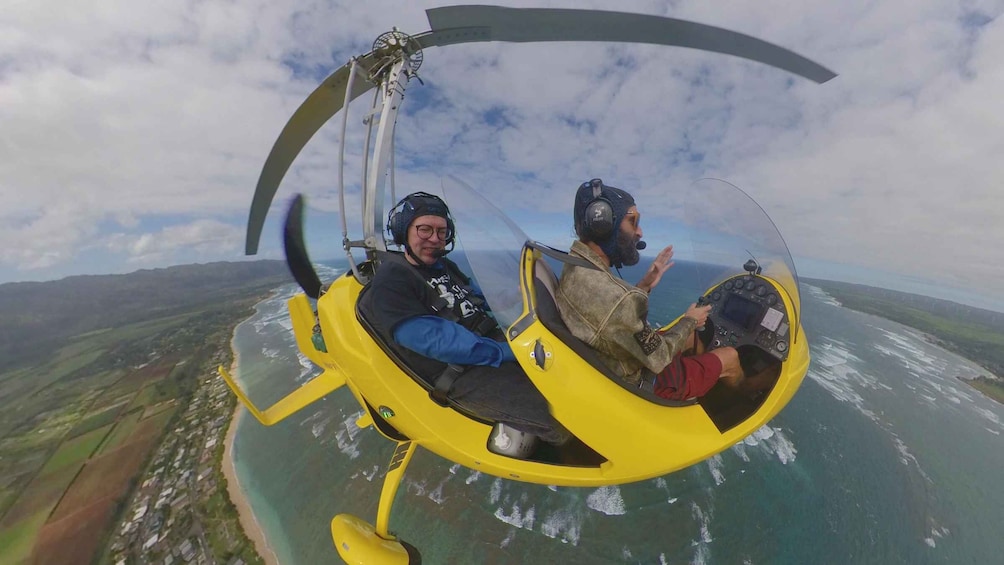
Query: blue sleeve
[{"left": 393, "top": 316, "right": 517, "bottom": 367}]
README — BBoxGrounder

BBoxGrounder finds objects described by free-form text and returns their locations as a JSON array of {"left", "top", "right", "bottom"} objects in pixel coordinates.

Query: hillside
[
  {"left": 803, "top": 278, "right": 1004, "bottom": 383},
  {"left": 0, "top": 260, "right": 289, "bottom": 565},
  {"left": 0, "top": 261, "right": 290, "bottom": 373}
]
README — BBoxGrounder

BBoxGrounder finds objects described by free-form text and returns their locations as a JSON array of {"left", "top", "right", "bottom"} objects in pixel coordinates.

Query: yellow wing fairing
[
  {"left": 218, "top": 364, "right": 346, "bottom": 426},
  {"left": 217, "top": 292, "right": 346, "bottom": 426}
]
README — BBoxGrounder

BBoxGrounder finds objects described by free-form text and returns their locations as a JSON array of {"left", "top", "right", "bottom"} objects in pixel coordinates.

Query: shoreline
[
  {"left": 804, "top": 279, "right": 1003, "bottom": 379},
  {"left": 223, "top": 379, "right": 281, "bottom": 565}
]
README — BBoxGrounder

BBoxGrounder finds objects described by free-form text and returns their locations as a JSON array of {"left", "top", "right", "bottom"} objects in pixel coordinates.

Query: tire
[{"left": 401, "top": 541, "right": 422, "bottom": 565}]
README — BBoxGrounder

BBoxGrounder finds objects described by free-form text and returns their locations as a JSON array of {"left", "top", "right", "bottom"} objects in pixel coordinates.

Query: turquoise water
[{"left": 228, "top": 265, "right": 1004, "bottom": 564}]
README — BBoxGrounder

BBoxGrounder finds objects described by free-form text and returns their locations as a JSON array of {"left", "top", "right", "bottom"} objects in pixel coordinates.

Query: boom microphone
[
  {"left": 432, "top": 248, "right": 450, "bottom": 258},
  {"left": 636, "top": 240, "right": 647, "bottom": 250}
]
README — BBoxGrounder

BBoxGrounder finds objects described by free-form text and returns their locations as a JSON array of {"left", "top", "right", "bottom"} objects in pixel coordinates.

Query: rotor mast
[{"left": 360, "top": 30, "right": 424, "bottom": 254}]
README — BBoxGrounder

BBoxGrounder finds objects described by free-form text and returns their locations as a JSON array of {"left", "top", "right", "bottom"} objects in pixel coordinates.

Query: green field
[
  {"left": 0, "top": 463, "right": 83, "bottom": 564},
  {"left": 132, "top": 407, "right": 178, "bottom": 441},
  {"left": 67, "top": 404, "right": 124, "bottom": 439},
  {"left": 39, "top": 424, "right": 112, "bottom": 476},
  {"left": 0, "top": 508, "right": 48, "bottom": 565},
  {"left": 96, "top": 409, "right": 144, "bottom": 455},
  {"left": 0, "top": 351, "right": 113, "bottom": 442},
  {"left": 43, "top": 348, "right": 108, "bottom": 387},
  {"left": 66, "top": 312, "right": 196, "bottom": 349},
  {"left": 965, "top": 377, "right": 1004, "bottom": 403},
  {"left": 126, "top": 378, "right": 178, "bottom": 412},
  {"left": 0, "top": 260, "right": 288, "bottom": 563},
  {"left": 141, "top": 400, "right": 177, "bottom": 420}
]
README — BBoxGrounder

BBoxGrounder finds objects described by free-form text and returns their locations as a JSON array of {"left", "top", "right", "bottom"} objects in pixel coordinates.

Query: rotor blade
[
  {"left": 246, "top": 55, "right": 379, "bottom": 255},
  {"left": 283, "top": 194, "right": 323, "bottom": 300},
  {"left": 419, "top": 6, "right": 836, "bottom": 84}
]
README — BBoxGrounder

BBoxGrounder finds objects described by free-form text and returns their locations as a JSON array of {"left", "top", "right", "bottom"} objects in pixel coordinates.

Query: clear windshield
[
  {"left": 441, "top": 175, "right": 529, "bottom": 327},
  {"left": 442, "top": 176, "right": 800, "bottom": 334},
  {"left": 659, "top": 178, "right": 801, "bottom": 331}
]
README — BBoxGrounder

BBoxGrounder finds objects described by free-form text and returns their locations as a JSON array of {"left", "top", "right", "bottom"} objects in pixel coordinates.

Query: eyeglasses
[{"left": 414, "top": 224, "right": 450, "bottom": 240}]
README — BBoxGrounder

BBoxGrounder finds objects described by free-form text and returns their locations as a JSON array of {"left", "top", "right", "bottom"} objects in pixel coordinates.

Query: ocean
[{"left": 227, "top": 260, "right": 1004, "bottom": 564}]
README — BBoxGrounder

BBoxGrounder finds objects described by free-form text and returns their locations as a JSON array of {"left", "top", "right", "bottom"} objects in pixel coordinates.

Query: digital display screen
[{"left": 721, "top": 294, "right": 764, "bottom": 330}]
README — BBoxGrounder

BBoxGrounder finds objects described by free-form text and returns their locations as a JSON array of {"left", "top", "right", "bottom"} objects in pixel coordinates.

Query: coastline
[
  {"left": 223, "top": 391, "right": 281, "bottom": 565},
  {"left": 804, "top": 278, "right": 1003, "bottom": 380}
]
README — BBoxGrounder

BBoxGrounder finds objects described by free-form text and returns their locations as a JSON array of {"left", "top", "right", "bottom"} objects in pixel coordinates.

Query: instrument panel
[{"left": 703, "top": 275, "right": 790, "bottom": 361}]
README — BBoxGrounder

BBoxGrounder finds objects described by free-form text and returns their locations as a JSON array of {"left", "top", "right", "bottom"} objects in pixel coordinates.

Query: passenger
[
  {"left": 360, "top": 191, "right": 567, "bottom": 447},
  {"left": 555, "top": 179, "right": 753, "bottom": 400}
]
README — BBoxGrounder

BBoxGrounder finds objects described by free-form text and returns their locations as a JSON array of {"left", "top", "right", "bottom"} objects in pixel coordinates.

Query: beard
[{"left": 615, "top": 228, "right": 640, "bottom": 267}]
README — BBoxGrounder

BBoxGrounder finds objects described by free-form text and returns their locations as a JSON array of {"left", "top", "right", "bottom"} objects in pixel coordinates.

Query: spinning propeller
[
  {"left": 282, "top": 194, "right": 323, "bottom": 300},
  {"left": 244, "top": 5, "right": 836, "bottom": 256}
]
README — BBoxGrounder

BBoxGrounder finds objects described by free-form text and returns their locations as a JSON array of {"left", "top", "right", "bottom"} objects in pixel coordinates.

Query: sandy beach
[{"left": 223, "top": 402, "right": 281, "bottom": 565}]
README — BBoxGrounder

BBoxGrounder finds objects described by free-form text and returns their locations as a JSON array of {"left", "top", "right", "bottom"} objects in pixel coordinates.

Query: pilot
[
  {"left": 555, "top": 179, "right": 755, "bottom": 400},
  {"left": 361, "top": 191, "right": 568, "bottom": 449}
]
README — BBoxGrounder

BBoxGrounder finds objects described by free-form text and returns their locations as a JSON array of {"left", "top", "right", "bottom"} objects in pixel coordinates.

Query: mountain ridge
[{"left": 0, "top": 260, "right": 290, "bottom": 372}]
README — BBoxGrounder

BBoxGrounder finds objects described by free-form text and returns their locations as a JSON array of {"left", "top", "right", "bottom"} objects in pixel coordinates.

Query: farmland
[{"left": 0, "top": 260, "right": 286, "bottom": 565}]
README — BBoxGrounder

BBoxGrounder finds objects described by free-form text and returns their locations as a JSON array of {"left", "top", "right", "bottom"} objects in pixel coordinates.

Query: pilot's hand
[
  {"left": 684, "top": 303, "right": 711, "bottom": 328},
  {"left": 636, "top": 245, "right": 674, "bottom": 293}
]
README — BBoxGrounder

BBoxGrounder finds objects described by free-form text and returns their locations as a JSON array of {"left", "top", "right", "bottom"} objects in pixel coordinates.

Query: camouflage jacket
[{"left": 555, "top": 240, "right": 696, "bottom": 386}]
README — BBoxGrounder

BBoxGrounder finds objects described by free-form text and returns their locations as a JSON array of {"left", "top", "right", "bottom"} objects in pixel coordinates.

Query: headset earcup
[
  {"left": 396, "top": 211, "right": 408, "bottom": 244},
  {"left": 445, "top": 216, "right": 456, "bottom": 245},
  {"left": 583, "top": 199, "right": 613, "bottom": 240},
  {"left": 388, "top": 208, "right": 405, "bottom": 244}
]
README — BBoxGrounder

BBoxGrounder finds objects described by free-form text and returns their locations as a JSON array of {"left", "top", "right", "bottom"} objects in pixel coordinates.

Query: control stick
[{"left": 695, "top": 295, "right": 710, "bottom": 332}]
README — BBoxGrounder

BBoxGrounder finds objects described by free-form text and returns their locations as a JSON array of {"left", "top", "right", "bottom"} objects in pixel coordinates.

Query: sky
[{"left": 2, "top": 0, "right": 1003, "bottom": 311}]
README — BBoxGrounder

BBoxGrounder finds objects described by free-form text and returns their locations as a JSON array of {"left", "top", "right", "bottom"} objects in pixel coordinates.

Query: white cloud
[
  {"left": 0, "top": 199, "right": 101, "bottom": 270},
  {"left": 1, "top": 0, "right": 1003, "bottom": 307},
  {"left": 105, "top": 219, "right": 242, "bottom": 264}
]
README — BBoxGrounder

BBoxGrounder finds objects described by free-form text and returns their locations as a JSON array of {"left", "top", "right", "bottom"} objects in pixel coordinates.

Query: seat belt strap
[{"left": 431, "top": 363, "right": 465, "bottom": 407}]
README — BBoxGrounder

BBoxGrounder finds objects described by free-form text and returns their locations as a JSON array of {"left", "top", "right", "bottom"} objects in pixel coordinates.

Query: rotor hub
[{"left": 372, "top": 29, "right": 423, "bottom": 74}]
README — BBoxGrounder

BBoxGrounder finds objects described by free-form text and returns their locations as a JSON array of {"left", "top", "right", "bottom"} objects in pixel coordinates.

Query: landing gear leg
[
  {"left": 331, "top": 441, "right": 421, "bottom": 564},
  {"left": 376, "top": 441, "right": 417, "bottom": 537}
]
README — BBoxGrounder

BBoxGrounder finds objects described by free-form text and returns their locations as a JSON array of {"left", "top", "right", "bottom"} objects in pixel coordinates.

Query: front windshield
[
  {"left": 675, "top": 178, "right": 801, "bottom": 331},
  {"left": 442, "top": 175, "right": 800, "bottom": 335},
  {"left": 441, "top": 175, "right": 528, "bottom": 327}
]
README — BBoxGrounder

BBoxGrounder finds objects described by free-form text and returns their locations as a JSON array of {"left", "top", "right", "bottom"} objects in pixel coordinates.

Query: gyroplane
[{"left": 218, "top": 5, "right": 834, "bottom": 563}]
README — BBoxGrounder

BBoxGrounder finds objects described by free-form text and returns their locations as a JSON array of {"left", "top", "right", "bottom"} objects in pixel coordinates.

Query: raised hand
[{"left": 636, "top": 245, "right": 674, "bottom": 293}]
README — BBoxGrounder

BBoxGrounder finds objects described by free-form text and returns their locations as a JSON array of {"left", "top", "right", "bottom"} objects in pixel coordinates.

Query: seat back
[{"left": 531, "top": 259, "right": 622, "bottom": 383}]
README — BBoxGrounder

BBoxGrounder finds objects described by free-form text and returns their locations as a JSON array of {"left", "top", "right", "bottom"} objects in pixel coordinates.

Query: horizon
[
  {"left": 3, "top": 1, "right": 1003, "bottom": 313},
  {"left": 3, "top": 252, "right": 1001, "bottom": 315}
]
